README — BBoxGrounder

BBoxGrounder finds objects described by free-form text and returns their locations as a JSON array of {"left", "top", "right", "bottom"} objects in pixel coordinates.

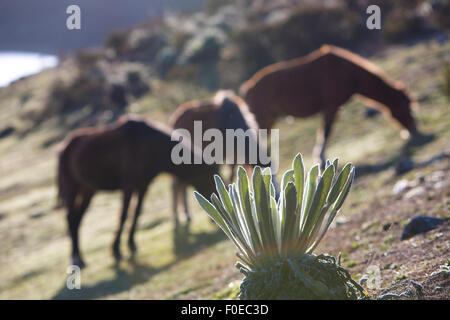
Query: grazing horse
[
  {"left": 169, "top": 90, "right": 276, "bottom": 221},
  {"left": 239, "top": 44, "right": 419, "bottom": 166},
  {"left": 57, "top": 115, "right": 218, "bottom": 268}
]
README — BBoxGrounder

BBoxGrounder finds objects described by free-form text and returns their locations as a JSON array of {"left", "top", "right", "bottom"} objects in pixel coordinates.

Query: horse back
[
  {"left": 241, "top": 47, "right": 357, "bottom": 120},
  {"left": 62, "top": 119, "right": 168, "bottom": 191}
]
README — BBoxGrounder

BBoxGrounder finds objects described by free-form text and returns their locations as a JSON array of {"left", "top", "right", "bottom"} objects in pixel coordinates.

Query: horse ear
[{"left": 393, "top": 81, "right": 405, "bottom": 90}]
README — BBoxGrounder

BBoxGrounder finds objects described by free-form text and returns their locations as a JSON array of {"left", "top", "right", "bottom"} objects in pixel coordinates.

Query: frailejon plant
[{"left": 194, "top": 153, "right": 366, "bottom": 299}]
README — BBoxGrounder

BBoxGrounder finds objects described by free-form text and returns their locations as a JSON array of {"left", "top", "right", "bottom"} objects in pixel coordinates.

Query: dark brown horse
[
  {"left": 169, "top": 90, "right": 275, "bottom": 221},
  {"left": 57, "top": 115, "right": 218, "bottom": 268},
  {"left": 240, "top": 44, "right": 419, "bottom": 165}
]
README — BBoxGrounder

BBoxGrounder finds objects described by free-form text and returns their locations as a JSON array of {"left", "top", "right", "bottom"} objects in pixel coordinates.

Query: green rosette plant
[{"left": 194, "top": 153, "right": 366, "bottom": 300}]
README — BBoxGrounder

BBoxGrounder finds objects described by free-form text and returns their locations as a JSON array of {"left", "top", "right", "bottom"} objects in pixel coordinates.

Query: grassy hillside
[{"left": 0, "top": 39, "right": 448, "bottom": 299}]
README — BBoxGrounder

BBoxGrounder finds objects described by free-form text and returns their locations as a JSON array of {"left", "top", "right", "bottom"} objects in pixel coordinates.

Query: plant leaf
[
  {"left": 299, "top": 164, "right": 320, "bottom": 231},
  {"left": 281, "top": 182, "right": 298, "bottom": 255},
  {"left": 237, "top": 166, "right": 262, "bottom": 252},
  {"left": 293, "top": 153, "right": 305, "bottom": 211},
  {"left": 252, "top": 166, "right": 275, "bottom": 253}
]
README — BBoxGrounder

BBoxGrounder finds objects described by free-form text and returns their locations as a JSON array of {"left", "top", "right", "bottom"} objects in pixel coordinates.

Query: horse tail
[{"left": 56, "top": 137, "right": 79, "bottom": 208}]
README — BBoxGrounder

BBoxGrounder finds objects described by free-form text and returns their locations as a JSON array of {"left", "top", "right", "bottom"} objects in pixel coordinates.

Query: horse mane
[
  {"left": 324, "top": 45, "right": 409, "bottom": 90},
  {"left": 169, "top": 99, "right": 216, "bottom": 127},
  {"left": 117, "top": 114, "right": 172, "bottom": 135},
  {"left": 170, "top": 90, "right": 260, "bottom": 132},
  {"left": 330, "top": 45, "right": 418, "bottom": 104},
  {"left": 214, "top": 90, "right": 260, "bottom": 131},
  {"left": 239, "top": 46, "right": 327, "bottom": 97},
  {"left": 58, "top": 114, "right": 172, "bottom": 153}
]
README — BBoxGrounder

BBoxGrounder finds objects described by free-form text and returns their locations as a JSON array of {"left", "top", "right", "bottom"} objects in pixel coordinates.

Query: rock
[
  {"left": 126, "top": 70, "right": 150, "bottom": 98},
  {"left": 435, "top": 33, "right": 448, "bottom": 46},
  {"left": 415, "top": 172, "right": 425, "bottom": 184},
  {"left": 335, "top": 216, "right": 349, "bottom": 226},
  {"left": 395, "top": 158, "right": 414, "bottom": 175},
  {"left": 417, "top": 94, "right": 430, "bottom": 103},
  {"left": 410, "top": 280, "right": 424, "bottom": 298},
  {"left": 0, "top": 126, "right": 15, "bottom": 139},
  {"left": 109, "top": 83, "right": 127, "bottom": 108},
  {"left": 285, "top": 115, "right": 295, "bottom": 124},
  {"left": 401, "top": 216, "right": 447, "bottom": 240},
  {"left": 430, "top": 170, "right": 445, "bottom": 182},
  {"left": 365, "top": 107, "right": 380, "bottom": 118},
  {"left": 359, "top": 276, "right": 368, "bottom": 286},
  {"left": 393, "top": 179, "right": 411, "bottom": 194},
  {"left": 404, "top": 186, "right": 426, "bottom": 199},
  {"left": 29, "top": 212, "right": 45, "bottom": 220},
  {"left": 434, "top": 181, "right": 447, "bottom": 190}
]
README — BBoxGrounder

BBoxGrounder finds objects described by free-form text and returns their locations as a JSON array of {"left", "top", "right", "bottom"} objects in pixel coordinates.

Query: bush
[
  {"left": 155, "top": 46, "right": 178, "bottom": 78},
  {"left": 171, "top": 31, "right": 192, "bottom": 53},
  {"left": 126, "top": 70, "right": 151, "bottom": 98},
  {"left": 204, "top": 0, "right": 229, "bottom": 15},
  {"left": 233, "top": 6, "right": 364, "bottom": 79},
  {"left": 104, "top": 30, "right": 130, "bottom": 57},
  {"left": 428, "top": 0, "right": 450, "bottom": 29},
  {"left": 46, "top": 58, "right": 150, "bottom": 123},
  {"left": 179, "top": 28, "right": 226, "bottom": 65},
  {"left": 384, "top": 10, "right": 425, "bottom": 42},
  {"left": 126, "top": 29, "right": 167, "bottom": 62},
  {"left": 104, "top": 22, "right": 168, "bottom": 63}
]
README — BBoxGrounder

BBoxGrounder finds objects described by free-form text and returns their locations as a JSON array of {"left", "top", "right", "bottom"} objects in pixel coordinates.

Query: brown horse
[
  {"left": 169, "top": 90, "right": 275, "bottom": 220},
  {"left": 57, "top": 115, "right": 218, "bottom": 268},
  {"left": 240, "top": 44, "right": 419, "bottom": 165}
]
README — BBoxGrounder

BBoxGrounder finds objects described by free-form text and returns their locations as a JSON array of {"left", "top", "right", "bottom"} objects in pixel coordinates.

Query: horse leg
[
  {"left": 229, "top": 164, "right": 236, "bottom": 184},
  {"left": 128, "top": 187, "right": 148, "bottom": 255},
  {"left": 313, "top": 110, "right": 337, "bottom": 168},
  {"left": 68, "top": 188, "right": 94, "bottom": 268},
  {"left": 112, "top": 189, "right": 132, "bottom": 262},
  {"left": 181, "top": 181, "right": 191, "bottom": 222},
  {"left": 172, "top": 177, "right": 181, "bottom": 224}
]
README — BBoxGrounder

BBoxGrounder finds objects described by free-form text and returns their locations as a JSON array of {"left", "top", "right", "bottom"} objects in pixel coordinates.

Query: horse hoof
[
  {"left": 72, "top": 256, "right": 86, "bottom": 269},
  {"left": 114, "top": 254, "right": 122, "bottom": 264},
  {"left": 113, "top": 247, "right": 122, "bottom": 262},
  {"left": 128, "top": 241, "right": 137, "bottom": 253}
]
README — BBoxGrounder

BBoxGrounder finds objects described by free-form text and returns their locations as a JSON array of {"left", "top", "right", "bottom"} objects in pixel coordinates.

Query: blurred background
[{"left": 0, "top": 0, "right": 448, "bottom": 299}]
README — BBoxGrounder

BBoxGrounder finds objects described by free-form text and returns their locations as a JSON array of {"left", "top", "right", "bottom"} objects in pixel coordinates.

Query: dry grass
[{"left": 0, "top": 40, "right": 448, "bottom": 299}]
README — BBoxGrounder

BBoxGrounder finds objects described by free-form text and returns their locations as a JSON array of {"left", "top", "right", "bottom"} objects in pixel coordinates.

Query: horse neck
[
  {"left": 351, "top": 62, "right": 399, "bottom": 110},
  {"left": 163, "top": 142, "right": 216, "bottom": 183}
]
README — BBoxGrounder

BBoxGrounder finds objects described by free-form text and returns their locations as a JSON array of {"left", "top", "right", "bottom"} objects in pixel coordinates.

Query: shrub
[
  {"left": 155, "top": 46, "right": 178, "bottom": 78},
  {"left": 104, "top": 23, "right": 168, "bottom": 63},
  {"left": 233, "top": 6, "right": 364, "bottom": 79},
  {"left": 384, "top": 10, "right": 425, "bottom": 42},
  {"left": 195, "top": 153, "right": 366, "bottom": 299},
  {"left": 179, "top": 28, "right": 226, "bottom": 65},
  {"left": 428, "top": 0, "right": 450, "bottom": 29},
  {"left": 126, "top": 29, "right": 168, "bottom": 62},
  {"left": 204, "top": 0, "right": 229, "bottom": 15},
  {"left": 104, "top": 30, "right": 130, "bottom": 57}
]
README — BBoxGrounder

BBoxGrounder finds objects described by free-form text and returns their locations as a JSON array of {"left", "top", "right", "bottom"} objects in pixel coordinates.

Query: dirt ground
[{"left": 323, "top": 155, "right": 450, "bottom": 299}]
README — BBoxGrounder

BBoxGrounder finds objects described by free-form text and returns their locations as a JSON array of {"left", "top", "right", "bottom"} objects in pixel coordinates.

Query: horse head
[{"left": 389, "top": 84, "right": 419, "bottom": 140}]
